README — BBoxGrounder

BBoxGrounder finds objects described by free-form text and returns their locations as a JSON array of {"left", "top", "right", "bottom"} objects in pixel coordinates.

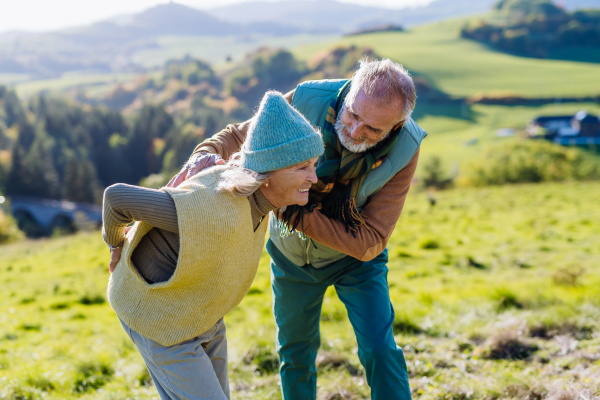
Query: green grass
[
  {"left": 131, "top": 33, "right": 340, "bottom": 69},
  {"left": 12, "top": 72, "right": 138, "bottom": 99},
  {"left": 1, "top": 180, "right": 599, "bottom": 399},
  {"left": 291, "top": 17, "right": 600, "bottom": 99},
  {"left": 413, "top": 101, "right": 600, "bottom": 177}
]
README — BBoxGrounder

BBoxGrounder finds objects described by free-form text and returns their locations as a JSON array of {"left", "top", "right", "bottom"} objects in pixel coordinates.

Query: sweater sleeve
[
  {"left": 297, "top": 148, "right": 420, "bottom": 261},
  {"left": 190, "top": 89, "right": 296, "bottom": 160},
  {"left": 102, "top": 183, "right": 179, "bottom": 247}
]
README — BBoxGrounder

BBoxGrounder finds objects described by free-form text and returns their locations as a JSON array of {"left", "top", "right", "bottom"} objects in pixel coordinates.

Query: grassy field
[
  {"left": 412, "top": 102, "right": 600, "bottom": 176},
  {"left": 131, "top": 33, "right": 340, "bottom": 69},
  {"left": 1, "top": 180, "right": 599, "bottom": 399},
  {"left": 11, "top": 72, "right": 138, "bottom": 99},
  {"left": 291, "top": 17, "right": 600, "bottom": 99}
]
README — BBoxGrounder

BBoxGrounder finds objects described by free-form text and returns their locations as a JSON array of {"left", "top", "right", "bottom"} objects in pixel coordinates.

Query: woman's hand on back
[
  {"left": 167, "top": 153, "right": 225, "bottom": 188},
  {"left": 108, "top": 226, "right": 131, "bottom": 273}
]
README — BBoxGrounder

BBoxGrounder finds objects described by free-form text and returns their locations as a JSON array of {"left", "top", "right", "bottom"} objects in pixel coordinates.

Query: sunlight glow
[{"left": 0, "top": 0, "right": 434, "bottom": 33}]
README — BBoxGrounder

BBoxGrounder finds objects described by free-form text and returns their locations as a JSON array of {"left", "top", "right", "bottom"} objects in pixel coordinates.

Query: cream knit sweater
[{"left": 107, "top": 166, "right": 268, "bottom": 346}]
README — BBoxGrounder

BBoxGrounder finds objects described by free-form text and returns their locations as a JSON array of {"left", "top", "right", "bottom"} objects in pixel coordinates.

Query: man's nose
[{"left": 349, "top": 121, "right": 363, "bottom": 139}]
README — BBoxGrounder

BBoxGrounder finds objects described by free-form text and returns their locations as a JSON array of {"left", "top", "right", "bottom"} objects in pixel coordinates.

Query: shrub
[
  {"left": 480, "top": 321, "right": 539, "bottom": 360},
  {"left": 73, "top": 360, "right": 114, "bottom": 393},
  {"left": 393, "top": 315, "right": 423, "bottom": 335},
  {"left": 138, "top": 369, "right": 153, "bottom": 387},
  {"left": 243, "top": 344, "right": 279, "bottom": 375},
  {"left": 492, "top": 288, "right": 525, "bottom": 311},
  {"left": 78, "top": 294, "right": 105, "bottom": 305},
  {"left": 26, "top": 375, "right": 55, "bottom": 392},
  {"left": 552, "top": 266, "right": 584, "bottom": 287},
  {"left": 419, "top": 237, "right": 440, "bottom": 250},
  {"left": 467, "top": 140, "right": 600, "bottom": 186},
  {"left": 0, "top": 208, "right": 24, "bottom": 245},
  {"left": 422, "top": 156, "right": 453, "bottom": 189}
]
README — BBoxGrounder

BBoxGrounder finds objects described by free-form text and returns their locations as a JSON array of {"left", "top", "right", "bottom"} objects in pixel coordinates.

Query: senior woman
[{"left": 101, "top": 91, "right": 323, "bottom": 400}]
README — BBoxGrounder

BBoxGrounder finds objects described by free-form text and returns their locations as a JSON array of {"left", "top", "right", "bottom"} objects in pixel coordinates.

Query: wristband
[{"left": 107, "top": 241, "right": 124, "bottom": 251}]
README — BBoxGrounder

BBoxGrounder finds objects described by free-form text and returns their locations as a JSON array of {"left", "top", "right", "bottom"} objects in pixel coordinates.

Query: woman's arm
[{"left": 102, "top": 183, "right": 179, "bottom": 248}]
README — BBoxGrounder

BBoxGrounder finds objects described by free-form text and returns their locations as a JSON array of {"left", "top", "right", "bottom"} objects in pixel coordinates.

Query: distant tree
[
  {"left": 423, "top": 156, "right": 453, "bottom": 189},
  {"left": 62, "top": 156, "right": 102, "bottom": 204},
  {"left": 85, "top": 108, "right": 130, "bottom": 186},
  {"left": 126, "top": 105, "right": 174, "bottom": 184},
  {"left": 5, "top": 143, "right": 27, "bottom": 196},
  {"left": 6, "top": 137, "right": 60, "bottom": 199},
  {"left": 228, "top": 48, "right": 307, "bottom": 108}
]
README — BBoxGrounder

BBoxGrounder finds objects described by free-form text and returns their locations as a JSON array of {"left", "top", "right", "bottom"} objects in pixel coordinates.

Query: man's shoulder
[
  {"left": 295, "top": 79, "right": 349, "bottom": 94},
  {"left": 402, "top": 117, "right": 428, "bottom": 143}
]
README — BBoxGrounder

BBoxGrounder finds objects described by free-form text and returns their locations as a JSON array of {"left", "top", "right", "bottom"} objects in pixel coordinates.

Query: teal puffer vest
[{"left": 268, "top": 79, "right": 427, "bottom": 268}]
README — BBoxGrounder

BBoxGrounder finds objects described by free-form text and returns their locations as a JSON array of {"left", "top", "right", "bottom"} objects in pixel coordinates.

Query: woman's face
[{"left": 260, "top": 157, "right": 319, "bottom": 208}]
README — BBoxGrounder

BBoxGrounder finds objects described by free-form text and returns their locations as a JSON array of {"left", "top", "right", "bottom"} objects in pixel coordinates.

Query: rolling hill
[
  {"left": 207, "top": 0, "right": 600, "bottom": 32},
  {"left": 291, "top": 16, "right": 600, "bottom": 99},
  {"left": 0, "top": 3, "right": 300, "bottom": 78}
]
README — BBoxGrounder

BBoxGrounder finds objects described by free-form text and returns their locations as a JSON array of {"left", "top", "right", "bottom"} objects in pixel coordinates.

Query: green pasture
[
  {"left": 12, "top": 72, "right": 137, "bottom": 99},
  {"left": 131, "top": 33, "right": 340, "bottom": 69},
  {"left": 292, "top": 17, "right": 600, "bottom": 99},
  {"left": 1, "top": 180, "right": 599, "bottom": 399},
  {"left": 412, "top": 102, "right": 600, "bottom": 176}
]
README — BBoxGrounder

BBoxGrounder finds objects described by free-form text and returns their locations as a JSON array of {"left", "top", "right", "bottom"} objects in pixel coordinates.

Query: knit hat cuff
[{"left": 242, "top": 133, "right": 324, "bottom": 173}]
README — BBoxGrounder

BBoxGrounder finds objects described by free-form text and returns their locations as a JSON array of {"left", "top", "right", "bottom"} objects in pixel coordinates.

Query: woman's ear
[{"left": 264, "top": 179, "right": 270, "bottom": 188}]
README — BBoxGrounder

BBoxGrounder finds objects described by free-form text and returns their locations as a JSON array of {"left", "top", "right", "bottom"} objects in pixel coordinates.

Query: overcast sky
[{"left": 0, "top": 0, "right": 434, "bottom": 33}]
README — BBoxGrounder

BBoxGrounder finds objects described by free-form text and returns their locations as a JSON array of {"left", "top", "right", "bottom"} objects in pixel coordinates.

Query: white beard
[{"left": 334, "top": 106, "right": 390, "bottom": 153}]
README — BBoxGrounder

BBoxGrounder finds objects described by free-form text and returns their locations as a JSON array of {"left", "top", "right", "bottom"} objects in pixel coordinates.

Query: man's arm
[
  {"left": 192, "top": 89, "right": 296, "bottom": 160},
  {"left": 297, "top": 148, "right": 420, "bottom": 261},
  {"left": 167, "top": 90, "right": 296, "bottom": 187}
]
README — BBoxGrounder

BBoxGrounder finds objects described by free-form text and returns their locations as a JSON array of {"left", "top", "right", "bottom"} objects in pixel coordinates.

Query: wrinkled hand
[
  {"left": 167, "top": 153, "right": 225, "bottom": 188},
  {"left": 108, "top": 227, "right": 131, "bottom": 273}
]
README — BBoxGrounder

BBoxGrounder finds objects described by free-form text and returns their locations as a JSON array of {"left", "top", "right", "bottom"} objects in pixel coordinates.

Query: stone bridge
[{"left": 9, "top": 196, "right": 102, "bottom": 237}]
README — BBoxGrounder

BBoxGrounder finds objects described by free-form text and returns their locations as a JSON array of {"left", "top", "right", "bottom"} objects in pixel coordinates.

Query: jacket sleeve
[
  {"left": 190, "top": 89, "right": 296, "bottom": 160},
  {"left": 298, "top": 148, "right": 420, "bottom": 261}
]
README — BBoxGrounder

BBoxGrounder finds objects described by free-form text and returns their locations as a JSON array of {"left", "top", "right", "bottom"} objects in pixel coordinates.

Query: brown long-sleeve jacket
[{"left": 191, "top": 90, "right": 420, "bottom": 261}]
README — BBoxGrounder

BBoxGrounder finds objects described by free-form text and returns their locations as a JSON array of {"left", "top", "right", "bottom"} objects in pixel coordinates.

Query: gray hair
[
  {"left": 346, "top": 58, "right": 417, "bottom": 121},
  {"left": 217, "top": 152, "right": 271, "bottom": 198}
]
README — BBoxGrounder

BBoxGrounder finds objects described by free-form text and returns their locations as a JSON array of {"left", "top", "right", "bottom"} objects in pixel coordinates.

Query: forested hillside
[{"left": 461, "top": 0, "right": 600, "bottom": 58}]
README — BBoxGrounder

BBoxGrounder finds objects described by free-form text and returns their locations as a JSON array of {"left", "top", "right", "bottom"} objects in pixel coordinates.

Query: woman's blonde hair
[{"left": 217, "top": 152, "right": 272, "bottom": 197}]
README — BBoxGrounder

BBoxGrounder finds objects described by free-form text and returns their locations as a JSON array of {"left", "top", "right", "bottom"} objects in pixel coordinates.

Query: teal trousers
[{"left": 267, "top": 239, "right": 411, "bottom": 400}]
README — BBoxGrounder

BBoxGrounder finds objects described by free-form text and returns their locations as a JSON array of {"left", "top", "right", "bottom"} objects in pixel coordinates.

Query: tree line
[{"left": 461, "top": 0, "right": 600, "bottom": 58}]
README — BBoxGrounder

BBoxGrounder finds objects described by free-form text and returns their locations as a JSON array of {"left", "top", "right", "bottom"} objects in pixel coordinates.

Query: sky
[{"left": 0, "top": 0, "right": 434, "bottom": 33}]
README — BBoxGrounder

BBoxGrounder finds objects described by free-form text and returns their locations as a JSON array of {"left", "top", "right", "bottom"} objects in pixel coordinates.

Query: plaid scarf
[{"left": 281, "top": 81, "right": 403, "bottom": 237}]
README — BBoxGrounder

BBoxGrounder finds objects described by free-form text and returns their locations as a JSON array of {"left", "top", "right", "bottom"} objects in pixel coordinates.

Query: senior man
[{"left": 170, "top": 58, "right": 426, "bottom": 399}]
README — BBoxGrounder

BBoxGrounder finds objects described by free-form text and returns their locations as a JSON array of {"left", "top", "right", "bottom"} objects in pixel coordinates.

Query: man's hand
[
  {"left": 167, "top": 153, "right": 225, "bottom": 188},
  {"left": 108, "top": 227, "right": 131, "bottom": 273}
]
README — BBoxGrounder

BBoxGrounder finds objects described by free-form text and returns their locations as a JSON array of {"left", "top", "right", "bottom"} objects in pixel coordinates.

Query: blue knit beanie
[{"left": 240, "top": 91, "right": 324, "bottom": 173}]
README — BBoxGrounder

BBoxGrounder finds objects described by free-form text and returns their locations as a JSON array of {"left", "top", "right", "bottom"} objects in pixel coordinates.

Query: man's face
[{"left": 335, "top": 89, "right": 403, "bottom": 153}]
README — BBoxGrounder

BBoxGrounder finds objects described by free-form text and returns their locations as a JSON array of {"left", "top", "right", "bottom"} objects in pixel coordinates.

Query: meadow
[
  {"left": 292, "top": 17, "right": 600, "bottom": 99},
  {"left": 1, "top": 179, "right": 599, "bottom": 399},
  {"left": 412, "top": 102, "right": 600, "bottom": 176},
  {"left": 8, "top": 14, "right": 600, "bottom": 101}
]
